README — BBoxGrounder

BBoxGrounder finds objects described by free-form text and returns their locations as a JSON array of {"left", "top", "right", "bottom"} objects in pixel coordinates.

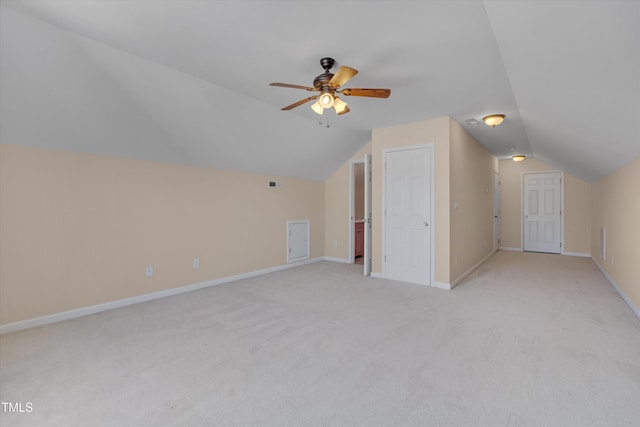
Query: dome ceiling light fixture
[
  {"left": 512, "top": 155, "right": 526, "bottom": 162},
  {"left": 483, "top": 114, "right": 505, "bottom": 127}
]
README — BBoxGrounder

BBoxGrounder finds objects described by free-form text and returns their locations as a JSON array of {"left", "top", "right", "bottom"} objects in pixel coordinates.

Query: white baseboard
[
  {"left": 370, "top": 272, "right": 384, "bottom": 279},
  {"left": 592, "top": 257, "right": 640, "bottom": 320},
  {"left": 449, "top": 250, "right": 497, "bottom": 289},
  {"left": 0, "top": 257, "right": 324, "bottom": 335},
  {"left": 499, "top": 247, "right": 522, "bottom": 252},
  {"left": 324, "top": 256, "right": 351, "bottom": 264},
  {"left": 432, "top": 281, "right": 451, "bottom": 290},
  {"left": 563, "top": 251, "right": 591, "bottom": 257}
]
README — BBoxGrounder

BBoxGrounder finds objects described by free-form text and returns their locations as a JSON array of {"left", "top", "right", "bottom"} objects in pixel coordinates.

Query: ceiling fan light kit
[
  {"left": 270, "top": 57, "right": 390, "bottom": 116},
  {"left": 483, "top": 114, "right": 505, "bottom": 127},
  {"left": 512, "top": 155, "right": 526, "bottom": 162}
]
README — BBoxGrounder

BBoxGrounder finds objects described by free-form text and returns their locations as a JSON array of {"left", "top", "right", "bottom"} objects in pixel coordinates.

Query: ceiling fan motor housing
[{"left": 314, "top": 57, "right": 336, "bottom": 91}]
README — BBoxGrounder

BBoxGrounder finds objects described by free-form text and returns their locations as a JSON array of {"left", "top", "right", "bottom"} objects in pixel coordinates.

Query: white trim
[
  {"left": 371, "top": 272, "right": 385, "bottom": 279},
  {"left": 563, "top": 252, "right": 591, "bottom": 258},
  {"left": 432, "top": 281, "right": 451, "bottom": 290},
  {"left": 381, "top": 143, "right": 435, "bottom": 286},
  {"left": 0, "top": 257, "right": 324, "bottom": 335},
  {"left": 500, "top": 247, "right": 523, "bottom": 252},
  {"left": 493, "top": 170, "right": 501, "bottom": 252},
  {"left": 450, "top": 250, "right": 496, "bottom": 289},
  {"left": 286, "top": 219, "right": 310, "bottom": 263},
  {"left": 592, "top": 257, "right": 640, "bottom": 320},
  {"left": 324, "top": 256, "right": 351, "bottom": 264}
]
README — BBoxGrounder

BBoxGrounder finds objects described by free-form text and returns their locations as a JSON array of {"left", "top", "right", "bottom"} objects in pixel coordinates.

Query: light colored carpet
[{"left": 1, "top": 251, "right": 639, "bottom": 426}]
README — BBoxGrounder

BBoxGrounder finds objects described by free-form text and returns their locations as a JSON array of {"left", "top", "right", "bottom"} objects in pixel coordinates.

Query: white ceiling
[{"left": 1, "top": 1, "right": 638, "bottom": 182}]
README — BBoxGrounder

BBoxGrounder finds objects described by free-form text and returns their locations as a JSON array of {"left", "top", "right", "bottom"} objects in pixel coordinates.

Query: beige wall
[
  {"left": 590, "top": 158, "right": 640, "bottom": 310},
  {"left": 449, "top": 120, "right": 498, "bottom": 282},
  {"left": 0, "top": 144, "right": 325, "bottom": 326},
  {"left": 499, "top": 158, "right": 591, "bottom": 254},
  {"left": 372, "top": 117, "right": 451, "bottom": 283}
]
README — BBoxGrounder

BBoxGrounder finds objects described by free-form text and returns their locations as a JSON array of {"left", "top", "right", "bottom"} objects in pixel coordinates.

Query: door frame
[
  {"left": 381, "top": 143, "right": 435, "bottom": 286},
  {"left": 521, "top": 170, "right": 564, "bottom": 254},
  {"left": 348, "top": 155, "right": 372, "bottom": 275},
  {"left": 349, "top": 158, "right": 364, "bottom": 265},
  {"left": 493, "top": 171, "right": 501, "bottom": 251}
]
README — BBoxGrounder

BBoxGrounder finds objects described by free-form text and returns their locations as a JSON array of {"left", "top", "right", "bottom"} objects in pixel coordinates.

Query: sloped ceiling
[{"left": 1, "top": 1, "right": 638, "bottom": 182}]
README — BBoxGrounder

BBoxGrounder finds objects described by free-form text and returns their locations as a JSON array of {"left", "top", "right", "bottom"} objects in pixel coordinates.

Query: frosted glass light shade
[
  {"left": 483, "top": 114, "right": 505, "bottom": 127},
  {"left": 333, "top": 96, "right": 348, "bottom": 115},
  {"left": 319, "top": 92, "right": 334, "bottom": 108},
  {"left": 311, "top": 99, "right": 324, "bottom": 115}
]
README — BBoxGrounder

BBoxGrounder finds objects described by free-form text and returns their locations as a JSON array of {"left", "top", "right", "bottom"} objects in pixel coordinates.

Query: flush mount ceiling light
[
  {"left": 483, "top": 114, "right": 505, "bottom": 127},
  {"left": 512, "top": 155, "right": 526, "bottom": 162}
]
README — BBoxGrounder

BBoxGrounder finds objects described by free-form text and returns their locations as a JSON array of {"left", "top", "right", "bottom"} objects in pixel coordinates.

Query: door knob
[
  {"left": 524, "top": 215, "right": 529, "bottom": 219},
  {"left": 424, "top": 221, "right": 429, "bottom": 226}
]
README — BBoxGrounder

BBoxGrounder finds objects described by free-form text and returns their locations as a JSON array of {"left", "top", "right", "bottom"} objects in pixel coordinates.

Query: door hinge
[{"left": 289, "top": 247, "right": 291, "bottom": 253}]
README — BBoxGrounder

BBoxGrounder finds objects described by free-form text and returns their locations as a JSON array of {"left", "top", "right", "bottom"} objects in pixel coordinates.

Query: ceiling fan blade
[
  {"left": 329, "top": 66, "right": 358, "bottom": 89},
  {"left": 340, "top": 88, "right": 391, "bottom": 98},
  {"left": 281, "top": 96, "right": 318, "bottom": 110},
  {"left": 270, "top": 82, "right": 317, "bottom": 91}
]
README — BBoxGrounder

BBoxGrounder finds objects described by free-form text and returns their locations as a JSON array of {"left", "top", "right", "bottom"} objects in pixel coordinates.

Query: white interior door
[
  {"left": 364, "top": 153, "right": 372, "bottom": 276},
  {"left": 384, "top": 147, "right": 431, "bottom": 285},
  {"left": 523, "top": 172, "right": 561, "bottom": 253}
]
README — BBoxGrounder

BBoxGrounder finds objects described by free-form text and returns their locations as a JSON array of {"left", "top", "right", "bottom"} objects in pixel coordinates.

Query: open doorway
[
  {"left": 350, "top": 155, "right": 372, "bottom": 275},
  {"left": 353, "top": 162, "right": 365, "bottom": 265}
]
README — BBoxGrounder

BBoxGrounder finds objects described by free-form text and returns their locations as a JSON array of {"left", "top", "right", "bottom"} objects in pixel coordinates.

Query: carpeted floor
[{"left": 1, "top": 251, "right": 639, "bottom": 426}]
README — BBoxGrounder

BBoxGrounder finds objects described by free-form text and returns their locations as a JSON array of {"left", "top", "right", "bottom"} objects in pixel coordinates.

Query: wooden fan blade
[
  {"left": 281, "top": 96, "right": 318, "bottom": 110},
  {"left": 329, "top": 66, "right": 358, "bottom": 89},
  {"left": 340, "top": 88, "right": 391, "bottom": 98},
  {"left": 270, "top": 82, "right": 317, "bottom": 91}
]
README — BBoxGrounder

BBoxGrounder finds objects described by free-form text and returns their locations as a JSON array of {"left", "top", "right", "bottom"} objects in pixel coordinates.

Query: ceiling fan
[{"left": 270, "top": 57, "right": 391, "bottom": 116}]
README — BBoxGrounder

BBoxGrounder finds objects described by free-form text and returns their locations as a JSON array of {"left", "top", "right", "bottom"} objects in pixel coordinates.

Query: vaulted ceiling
[{"left": 1, "top": 1, "right": 638, "bottom": 182}]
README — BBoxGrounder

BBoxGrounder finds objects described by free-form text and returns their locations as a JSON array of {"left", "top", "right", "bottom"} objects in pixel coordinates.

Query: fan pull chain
[{"left": 318, "top": 114, "right": 331, "bottom": 128}]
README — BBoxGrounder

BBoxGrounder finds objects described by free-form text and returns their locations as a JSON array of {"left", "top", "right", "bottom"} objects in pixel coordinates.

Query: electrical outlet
[
  {"left": 333, "top": 240, "right": 338, "bottom": 248},
  {"left": 193, "top": 258, "right": 200, "bottom": 269},
  {"left": 610, "top": 256, "right": 614, "bottom": 265},
  {"left": 145, "top": 265, "right": 153, "bottom": 277}
]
